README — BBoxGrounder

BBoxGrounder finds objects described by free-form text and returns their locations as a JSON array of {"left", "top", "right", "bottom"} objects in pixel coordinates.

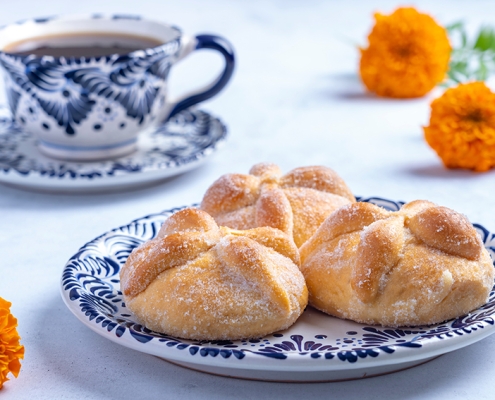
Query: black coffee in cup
[{"left": 4, "top": 32, "right": 163, "bottom": 57}]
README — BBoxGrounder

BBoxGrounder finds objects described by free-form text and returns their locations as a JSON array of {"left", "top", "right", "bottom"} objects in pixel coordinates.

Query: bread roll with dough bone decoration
[
  {"left": 299, "top": 200, "right": 494, "bottom": 327},
  {"left": 201, "top": 163, "right": 355, "bottom": 247},
  {"left": 120, "top": 208, "right": 308, "bottom": 340}
]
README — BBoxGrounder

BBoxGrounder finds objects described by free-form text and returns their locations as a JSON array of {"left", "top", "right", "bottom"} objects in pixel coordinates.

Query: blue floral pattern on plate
[
  {"left": 0, "top": 106, "right": 227, "bottom": 191},
  {"left": 60, "top": 197, "right": 495, "bottom": 381}
]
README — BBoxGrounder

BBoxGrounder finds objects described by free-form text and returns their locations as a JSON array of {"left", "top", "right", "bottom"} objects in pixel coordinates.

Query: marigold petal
[
  {"left": 8, "top": 359, "right": 21, "bottom": 378},
  {"left": 0, "top": 297, "right": 23, "bottom": 389}
]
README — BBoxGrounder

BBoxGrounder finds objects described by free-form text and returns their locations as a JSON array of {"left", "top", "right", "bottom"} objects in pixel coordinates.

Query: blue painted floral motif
[
  {"left": 67, "top": 48, "right": 175, "bottom": 125},
  {"left": 0, "top": 113, "right": 27, "bottom": 173},
  {"left": 0, "top": 54, "right": 96, "bottom": 134},
  {"left": 61, "top": 198, "right": 495, "bottom": 363},
  {"left": 0, "top": 107, "right": 227, "bottom": 180},
  {"left": 5, "top": 86, "right": 20, "bottom": 117},
  {"left": 0, "top": 36, "right": 178, "bottom": 134},
  {"left": 95, "top": 100, "right": 119, "bottom": 122}
]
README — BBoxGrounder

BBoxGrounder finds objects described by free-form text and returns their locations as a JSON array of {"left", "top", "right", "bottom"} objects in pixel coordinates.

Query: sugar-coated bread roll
[
  {"left": 200, "top": 163, "right": 355, "bottom": 247},
  {"left": 300, "top": 200, "right": 494, "bottom": 327},
  {"left": 120, "top": 208, "right": 308, "bottom": 340}
]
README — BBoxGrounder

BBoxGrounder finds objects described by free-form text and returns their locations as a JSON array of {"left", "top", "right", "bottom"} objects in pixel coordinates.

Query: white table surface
[{"left": 2, "top": 0, "right": 495, "bottom": 398}]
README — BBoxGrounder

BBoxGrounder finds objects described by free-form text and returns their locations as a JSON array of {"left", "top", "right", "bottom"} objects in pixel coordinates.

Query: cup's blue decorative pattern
[
  {"left": 61, "top": 197, "right": 495, "bottom": 364},
  {"left": 0, "top": 40, "right": 178, "bottom": 135}
]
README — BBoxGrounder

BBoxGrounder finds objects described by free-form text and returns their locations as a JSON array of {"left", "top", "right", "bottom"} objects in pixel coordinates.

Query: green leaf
[
  {"left": 447, "top": 68, "right": 465, "bottom": 83},
  {"left": 474, "top": 26, "right": 495, "bottom": 51},
  {"left": 453, "top": 60, "right": 469, "bottom": 74},
  {"left": 461, "top": 31, "right": 467, "bottom": 47},
  {"left": 445, "top": 22, "right": 495, "bottom": 86},
  {"left": 477, "top": 60, "right": 488, "bottom": 80},
  {"left": 446, "top": 21, "right": 464, "bottom": 32}
]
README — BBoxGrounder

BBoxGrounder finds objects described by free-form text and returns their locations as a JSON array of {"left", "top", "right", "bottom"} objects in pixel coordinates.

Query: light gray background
[{"left": 1, "top": 1, "right": 495, "bottom": 399}]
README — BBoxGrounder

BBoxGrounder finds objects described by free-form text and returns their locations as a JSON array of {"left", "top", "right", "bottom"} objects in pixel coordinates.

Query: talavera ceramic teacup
[{"left": 0, "top": 14, "right": 235, "bottom": 161}]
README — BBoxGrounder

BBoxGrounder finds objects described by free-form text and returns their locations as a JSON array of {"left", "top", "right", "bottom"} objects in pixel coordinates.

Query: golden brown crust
[
  {"left": 279, "top": 166, "right": 355, "bottom": 202},
  {"left": 351, "top": 216, "right": 405, "bottom": 303},
  {"left": 249, "top": 162, "right": 282, "bottom": 180},
  {"left": 157, "top": 207, "right": 219, "bottom": 237},
  {"left": 214, "top": 236, "right": 292, "bottom": 313},
  {"left": 283, "top": 188, "right": 352, "bottom": 248},
  {"left": 406, "top": 206, "right": 483, "bottom": 260},
  {"left": 120, "top": 208, "right": 308, "bottom": 340},
  {"left": 120, "top": 231, "right": 219, "bottom": 298},
  {"left": 299, "top": 202, "right": 389, "bottom": 262},
  {"left": 200, "top": 163, "right": 356, "bottom": 247},
  {"left": 201, "top": 174, "right": 260, "bottom": 216},
  {"left": 255, "top": 188, "right": 294, "bottom": 236},
  {"left": 229, "top": 226, "right": 300, "bottom": 266},
  {"left": 300, "top": 200, "right": 494, "bottom": 327},
  {"left": 400, "top": 199, "right": 436, "bottom": 217},
  {"left": 214, "top": 206, "right": 257, "bottom": 231}
]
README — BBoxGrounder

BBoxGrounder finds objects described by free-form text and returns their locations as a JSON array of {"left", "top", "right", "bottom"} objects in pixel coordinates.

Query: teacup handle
[{"left": 164, "top": 34, "right": 235, "bottom": 120}]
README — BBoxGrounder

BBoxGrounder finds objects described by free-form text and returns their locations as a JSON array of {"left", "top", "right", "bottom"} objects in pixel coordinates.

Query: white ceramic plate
[
  {"left": 0, "top": 107, "right": 227, "bottom": 193},
  {"left": 60, "top": 197, "right": 495, "bottom": 382}
]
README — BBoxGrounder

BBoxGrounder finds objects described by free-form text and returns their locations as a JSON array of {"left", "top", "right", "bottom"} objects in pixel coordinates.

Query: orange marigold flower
[
  {"left": 424, "top": 82, "right": 495, "bottom": 172},
  {"left": 359, "top": 7, "right": 451, "bottom": 98},
  {"left": 0, "top": 297, "right": 24, "bottom": 389}
]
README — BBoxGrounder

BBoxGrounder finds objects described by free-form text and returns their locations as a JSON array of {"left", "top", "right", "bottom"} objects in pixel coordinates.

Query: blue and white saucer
[
  {"left": 60, "top": 197, "right": 495, "bottom": 382},
  {"left": 0, "top": 106, "right": 227, "bottom": 192}
]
